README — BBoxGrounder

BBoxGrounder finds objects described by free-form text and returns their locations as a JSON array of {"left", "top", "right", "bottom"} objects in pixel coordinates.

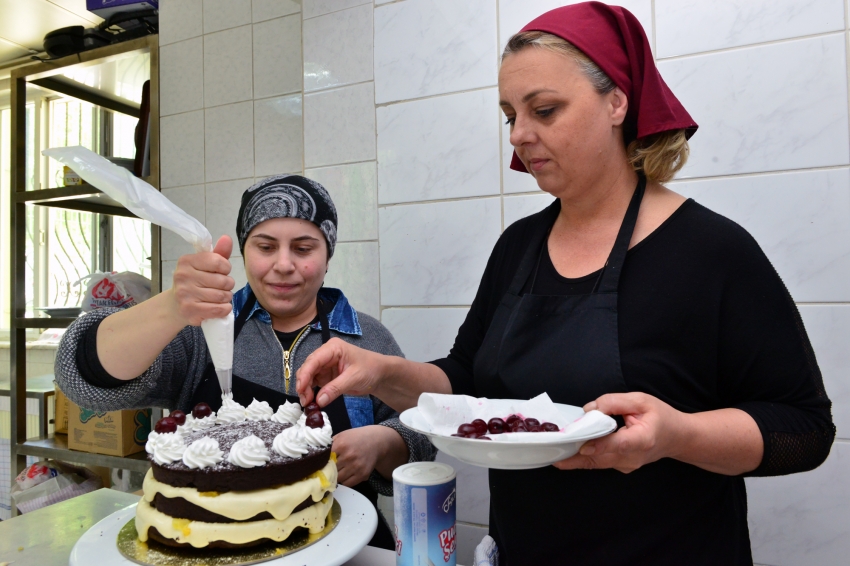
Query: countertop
[{"left": 0, "top": 488, "right": 397, "bottom": 565}]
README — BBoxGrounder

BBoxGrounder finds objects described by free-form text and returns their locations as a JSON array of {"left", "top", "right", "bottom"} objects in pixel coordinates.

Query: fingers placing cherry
[
  {"left": 305, "top": 411, "right": 325, "bottom": 429},
  {"left": 170, "top": 410, "right": 187, "bottom": 426},
  {"left": 542, "top": 422, "right": 560, "bottom": 432},
  {"left": 154, "top": 417, "right": 178, "bottom": 434},
  {"left": 192, "top": 402, "right": 213, "bottom": 419},
  {"left": 304, "top": 402, "right": 321, "bottom": 416},
  {"left": 471, "top": 419, "right": 488, "bottom": 435},
  {"left": 487, "top": 418, "right": 505, "bottom": 434}
]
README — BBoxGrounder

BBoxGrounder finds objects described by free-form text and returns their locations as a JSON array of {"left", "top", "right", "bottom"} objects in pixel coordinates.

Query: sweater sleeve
[
  {"left": 54, "top": 306, "right": 207, "bottom": 411},
  {"left": 716, "top": 229, "right": 835, "bottom": 476}
]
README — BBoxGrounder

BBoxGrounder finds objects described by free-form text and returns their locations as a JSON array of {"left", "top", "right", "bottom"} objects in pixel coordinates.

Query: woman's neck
[
  {"left": 555, "top": 164, "right": 639, "bottom": 231},
  {"left": 271, "top": 302, "right": 318, "bottom": 333}
]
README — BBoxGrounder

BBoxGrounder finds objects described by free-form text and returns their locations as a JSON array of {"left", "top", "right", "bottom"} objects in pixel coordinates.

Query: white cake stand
[{"left": 69, "top": 485, "right": 378, "bottom": 566}]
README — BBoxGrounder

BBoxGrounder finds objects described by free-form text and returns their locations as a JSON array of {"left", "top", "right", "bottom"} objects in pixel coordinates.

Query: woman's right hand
[
  {"left": 296, "top": 338, "right": 388, "bottom": 407},
  {"left": 169, "top": 235, "right": 235, "bottom": 326}
]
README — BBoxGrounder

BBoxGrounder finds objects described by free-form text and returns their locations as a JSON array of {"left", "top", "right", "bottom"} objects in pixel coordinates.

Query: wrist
[
  {"left": 155, "top": 290, "right": 190, "bottom": 331},
  {"left": 666, "top": 409, "right": 697, "bottom": 462}
]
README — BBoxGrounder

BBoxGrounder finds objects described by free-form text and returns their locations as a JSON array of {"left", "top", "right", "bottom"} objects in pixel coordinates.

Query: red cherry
[
  {"left": 487, "top": 418, "right": 505, "bottom": 434},
  {"left": 192, "top": 402, "right": 212, "bottom": 419},
  {"left": 154, "top": 417, "right": 178, "bottom": 434},
  {"left": 471, "top": 419, "right": 488, "bottom": 435},
  {"left": 457, "top": 423, "right": 477, "bottom": 436},
  {"left": 170, "top": 410, "right": 187, "bottom": 426},
  {"left": 527, "top": 424, "right": 542, "bottom": 432},
  {"left": 542, "top": 422, "right": 560, "bottom": 432},
  {"left": 524, "top": 418, "right": 540, "bottom": 428},
  {"left": 505, "top": 414, "right": 521, "bottom": 425},
  {"left": 304, "top": 402, "right": 321, "bottom": 415},
  {"left": 305, "top": 411, "right": 325, "bottom": 429},
  {"left": 508, "top": 420, "right": 527, "bottom": 433}
]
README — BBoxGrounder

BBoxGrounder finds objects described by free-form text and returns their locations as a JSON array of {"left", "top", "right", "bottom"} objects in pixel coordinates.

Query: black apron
[
  {"left": 189, "top": 293, "right": 396, "bottom": 550},
  {"left": 474, "top": 177, "right": 648, "bottom": 565}
]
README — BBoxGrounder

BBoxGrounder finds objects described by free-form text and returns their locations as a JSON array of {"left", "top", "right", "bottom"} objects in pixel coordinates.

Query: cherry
[
  {"left": 305, "top": 411, "right": 325, "bottom": 429},
  {"left": 471, "top": 419, "right": 488, "bottom": 435},
  {"left": 527, "top": 424, "right": 542, "bottom": 432},
  {"left": 457, "top": 423, "right": 477, "bottom": 436},
  {"left": 154, "top": 417, "right": 178, "bottom": 434},
  {"left": 487, "top": 418, "right": 505, "bottom": 434},
  {"left": 508, "top": 420, "right": 527, "bottom": 433},
  {"left": 542, "top": 422, "right": 560, "bottom": 432},
  {"left": 192, "top": 402, "right": 212, "bottom": 419},
  {"left": 304, "top": 402, "right": 321, "bottom": 415},
  {"left": 170, "top": 410, "right": 187, "bottom": 426},
  {"left": 524, "top": 418, "right": 540, "bottom": 428},
  {"left": 505, "top": 414, "right": 521, "bottom": 425}
]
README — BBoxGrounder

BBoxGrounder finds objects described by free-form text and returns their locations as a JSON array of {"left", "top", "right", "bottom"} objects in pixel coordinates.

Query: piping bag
[{"left": 43, "top": 146, "right": 234, "bottom": 395}]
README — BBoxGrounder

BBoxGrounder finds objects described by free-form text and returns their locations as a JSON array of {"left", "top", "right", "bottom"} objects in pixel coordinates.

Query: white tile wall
[
  {"left": 159, "top": 38, "right": 204, "bottom": 116},
  {"left": 747, "top": 443, "right": 850, "bottom": 565},
  {"left": 304, "top": 82, "right": 377, "bottom": 167},
  {"left": 377, "top": 89, "right": 501, "bottom": 204},
  {"left": 374, "top": 0, "right": 498, "bottom": 103},
  {"left": 203, "top": 0, "right": 252, "bottom": 34},
  {"left": 254, "top": 95, "right": 303, "bottom": 177},
  {"left": 205, "top": 102, "right": 255, "bottom": 183},
  {"left": 158, "top": 3, "right": 850, "bottom": 560},
  {"left": 799, "top": 306, "right": 850, "bottom": 439},
  {"left": 303, "top": 4, "right": 373, "bottom": 92},
  {"left": 252, "top": 0, "right": 301, "bottom": 22},
  {"left": 161, "top": 185, "right": 206, "bottom": 261},
  {"left": 660, "top": 34, "right": 850, "bottom": 179},
  {"left": 379, "top": 198, "right": 502, "bottom": 306},
  {"left": 324, "top": 242, "right": 381, "bottom": 318},
  {"left": 655, "top": 0, "right": 845, "bottom": 58},
  {"left": 672, "top": 168, "right": 850, "bottom": 303},
  {"left": 204, "top": 25, "right": 254, "bottom": 108},
  {"left": 252, "top": 15, "right": 302, "bottom": 99},
  {"left": 160, "top": 110, "right": 205, "bottom": 189},
  {"left": 382, "top": 308, "right": 470, "bottom": 362},
  {"left": 305, "top": 162, "right": 378, "bottom": 242}
]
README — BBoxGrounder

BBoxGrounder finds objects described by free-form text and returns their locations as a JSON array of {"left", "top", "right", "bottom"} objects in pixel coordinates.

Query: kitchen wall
[{"left": 158, "top": 1, "right": 850, "bottom": 564}]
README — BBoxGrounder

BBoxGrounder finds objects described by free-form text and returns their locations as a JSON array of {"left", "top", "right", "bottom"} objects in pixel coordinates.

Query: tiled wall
[{"left": 159, "top": 1, "right": 850, "bottom": 564}]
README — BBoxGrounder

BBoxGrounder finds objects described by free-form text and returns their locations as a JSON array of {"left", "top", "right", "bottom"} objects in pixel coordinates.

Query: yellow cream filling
[
  {"left": 136, "top": 495, "right": 334, "bottom": 548},
  {"left": 142, "top": 459, "right": 337, "bottom": 522}
]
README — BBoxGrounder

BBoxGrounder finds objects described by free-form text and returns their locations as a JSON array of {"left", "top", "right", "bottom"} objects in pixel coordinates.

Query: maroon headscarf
[{"left": 508, "top": 1, "right": 698, "bottom": 173}]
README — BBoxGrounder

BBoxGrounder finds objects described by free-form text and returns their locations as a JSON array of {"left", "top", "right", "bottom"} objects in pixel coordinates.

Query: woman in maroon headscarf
[{"left": 297, "top": 3, "right": 834, "bottom": 563}]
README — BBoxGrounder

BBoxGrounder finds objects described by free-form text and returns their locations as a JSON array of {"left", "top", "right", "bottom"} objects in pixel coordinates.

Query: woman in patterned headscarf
[{"left": 55, "top": 174, "right": 435, "bottom": 550}]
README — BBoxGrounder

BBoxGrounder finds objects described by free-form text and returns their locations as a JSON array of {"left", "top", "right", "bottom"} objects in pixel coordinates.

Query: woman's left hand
[
  {"left": 553, "top": 392, "right": 686, "bottom": 474},
  {"left": 332, "top": 425, "right": 403, "bottom": 487}
]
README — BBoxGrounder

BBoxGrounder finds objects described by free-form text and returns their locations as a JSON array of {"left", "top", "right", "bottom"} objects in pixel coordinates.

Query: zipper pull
[{"left": 284, "top": 350, "right": 291, "bottom": 384}]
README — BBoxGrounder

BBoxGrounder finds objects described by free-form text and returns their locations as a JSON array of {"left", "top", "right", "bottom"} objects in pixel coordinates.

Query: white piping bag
[{"left": 43, "top": 146, "right": 234, "bottom": 394}]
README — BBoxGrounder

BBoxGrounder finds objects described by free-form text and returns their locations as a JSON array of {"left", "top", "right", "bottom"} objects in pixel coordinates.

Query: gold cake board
[{"left": 117, "top": 499, "right": 342, "bottom": 566}]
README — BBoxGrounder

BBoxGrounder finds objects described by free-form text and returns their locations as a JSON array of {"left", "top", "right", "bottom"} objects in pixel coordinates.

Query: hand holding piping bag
[{"left": 42, "top": 146, "right": 235, "bottom": 395}]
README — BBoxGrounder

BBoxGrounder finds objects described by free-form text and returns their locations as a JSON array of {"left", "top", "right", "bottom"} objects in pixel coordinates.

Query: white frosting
[
  {"left": 182, "top": 437, "right": 224, "bottom": 469},
  {"left": 245, "top": 398, "right": 273, "bottom": 421},
  {"left": 149, "top": 432, "right": 186, "bottom": 465},
  {"left": 272, "top": 401, "right": 303, "bottom": 424},
  {"left": 216, "top": 393, "right": 246, "bottom": 424},
  {"left": 226, "top": 434, "right": 270, "bottom": 468},
  {"left": 145, "top": 431, "right": 160, "bottom": 454},
  {"left": 190, "top": 414, "right": 217, "bottom": 431},
  {"left": 302, "top": 414, "right": 333, "bottom": 448},
  {"left": 272, "top": 426, "right": 310, "bottom": 459}
]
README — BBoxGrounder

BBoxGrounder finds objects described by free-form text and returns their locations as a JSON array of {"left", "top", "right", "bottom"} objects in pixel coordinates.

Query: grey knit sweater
[{"left": 54, "top": 304, "right": 436, "bottom": 495}]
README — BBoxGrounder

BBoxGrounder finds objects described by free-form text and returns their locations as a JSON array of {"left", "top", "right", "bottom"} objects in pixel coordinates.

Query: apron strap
[
  {"left": 596, "top": 175, "right": 646, "bottom": 294},
  {"left": 508, "top": 200, "right": 561, "bottom": 295}
]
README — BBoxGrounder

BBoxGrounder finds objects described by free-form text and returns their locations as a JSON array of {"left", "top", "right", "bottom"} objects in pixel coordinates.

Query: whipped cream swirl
[
  {"left": 272, "top": 426, "right": 310, "bottom": 459},
  {"left": 145, "top": 430, "right": 160, "bottom": 454},
  {"left": 227, "top": 434, "right": 270, "bottom": 468},
  {"left": 302, "top": 413, "right": 333, "bottom": 448},
  {"left": 182, "top": 436, "right": 224, "bottom": 469},
  {"left": 245, "top": 398, "right": 273, "bottom": 421},
  {"left": 272, "top": 401, "right": 303, "bottom": 425},
  {"left": 216, "top": 393, "right": 246, "bottom": 424},
  {"left": 148, "top": 432, "right": 186, "bottom": 465}
]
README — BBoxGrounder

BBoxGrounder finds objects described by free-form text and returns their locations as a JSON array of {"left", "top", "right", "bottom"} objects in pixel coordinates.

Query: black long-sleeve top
[{"left": 430, "top": 199, "right": 835, "bottom": 564}]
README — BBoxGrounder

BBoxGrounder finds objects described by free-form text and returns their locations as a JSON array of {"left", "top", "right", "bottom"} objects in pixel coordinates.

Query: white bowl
[{"left": 399, "top": 400, "right": 617, "bottom": 470}]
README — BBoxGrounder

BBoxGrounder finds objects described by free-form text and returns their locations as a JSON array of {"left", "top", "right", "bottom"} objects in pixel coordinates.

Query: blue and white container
[{"left": 393, "top": 462, "right": 457, "bottom": 566}]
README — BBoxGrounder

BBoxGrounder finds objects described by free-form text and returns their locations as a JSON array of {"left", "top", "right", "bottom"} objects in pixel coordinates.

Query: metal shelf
[
  {"left": 17, "top": 434, "right": 151, "bottom": 474},
  {"left": 14, "top": 317, "right": 78, "bottom": 329}
]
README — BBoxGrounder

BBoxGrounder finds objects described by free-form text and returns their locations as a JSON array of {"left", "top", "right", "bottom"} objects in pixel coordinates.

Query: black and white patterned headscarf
[{"left": 236, "top": 175, "right": 338, "bottom": 258}]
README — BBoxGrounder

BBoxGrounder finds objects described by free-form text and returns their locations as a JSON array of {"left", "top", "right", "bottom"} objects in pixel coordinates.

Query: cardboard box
[
  {"left": 86, "top": 0, "right": 158, "bottom": 19},
  {"left": 67, "top": 403, "right": 151, "bottom": 457},
  {"left": 54, "top": 386, "right": 69, "bottom": 434}
]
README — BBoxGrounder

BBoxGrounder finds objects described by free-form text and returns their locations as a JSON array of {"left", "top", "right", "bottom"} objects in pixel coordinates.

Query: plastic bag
[
  {"left": 11, "top": 461, "right": 103, "bottom": 514},
  {"left": 43, "top": 146, "right": 234, "bottom": 390},
  {"left": 15, "top": 461, "right": 60, "bottom": 490},
  {"left": 79, "top": 271, "right": 152, "bottom": 311}
]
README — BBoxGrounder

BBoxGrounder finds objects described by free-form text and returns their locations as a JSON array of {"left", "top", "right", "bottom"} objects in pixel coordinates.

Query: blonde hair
[{"left": 502, "top": 31, "right": 689, "bottom": 183}]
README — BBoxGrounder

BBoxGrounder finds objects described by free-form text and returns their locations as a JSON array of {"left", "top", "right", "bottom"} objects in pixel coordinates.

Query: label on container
[{"left": 394, "top": 463, "right": 456, "bottom": 566}]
